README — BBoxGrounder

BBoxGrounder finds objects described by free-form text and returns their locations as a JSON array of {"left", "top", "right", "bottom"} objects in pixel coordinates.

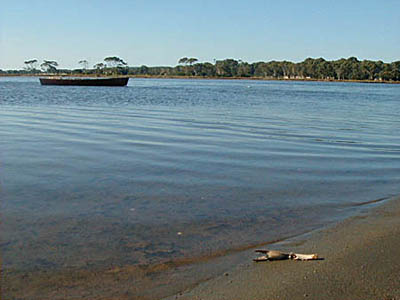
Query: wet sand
[
  {"left": 3, "top": 196, "right": 400, "bottom": 300},
  {"left": 171, "top": 196, "right": 400, "bottom": 300}
]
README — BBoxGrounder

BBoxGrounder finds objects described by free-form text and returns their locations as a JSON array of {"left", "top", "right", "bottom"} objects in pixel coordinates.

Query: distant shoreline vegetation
[{"left": 1, "top": 56, "right": 400, "bottom": 82}]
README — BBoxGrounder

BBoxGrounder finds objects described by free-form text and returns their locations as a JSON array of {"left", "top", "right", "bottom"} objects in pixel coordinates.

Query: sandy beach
[{"left": 169, "top": 196, "right": 400, "bottom": 300}]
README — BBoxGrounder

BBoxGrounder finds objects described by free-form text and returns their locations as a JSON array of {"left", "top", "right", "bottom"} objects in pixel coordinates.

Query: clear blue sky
[{"left": 1, "top": 0, "right": 399, "bottom": 70}]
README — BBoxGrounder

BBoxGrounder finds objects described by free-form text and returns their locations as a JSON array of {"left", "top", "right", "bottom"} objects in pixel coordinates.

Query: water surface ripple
[{"left": 1, "top": 77, "right": 399, "bottom": 270}]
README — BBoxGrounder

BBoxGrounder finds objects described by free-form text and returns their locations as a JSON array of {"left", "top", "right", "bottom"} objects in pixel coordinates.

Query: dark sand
[
  {"left": 2, "top": 196, "right": 400, "bottom": 299},
  {"left": 169, "top": 196, "right": 400, "bottom": 300}
]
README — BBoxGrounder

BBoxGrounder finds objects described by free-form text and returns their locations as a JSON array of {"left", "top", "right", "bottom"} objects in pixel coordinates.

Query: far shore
[{"left": 1, "top": 73, "right": 400, "bottom": 84}]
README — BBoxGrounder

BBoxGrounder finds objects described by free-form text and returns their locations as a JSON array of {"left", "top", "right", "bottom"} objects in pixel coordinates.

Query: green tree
[
  {"left": 138, "top": 65, "right": 149, "bottom": 75},
  {"left": 24, "top": 59, "right": 38, "bottom": 72},
  {"left": 103, "top": 56, "right": 127, "bottom": 75},
  {"left": 193, "top": 62, "right": 216, "bottom": 77},
  {"left": 187, "top": 58, "right": 198, "bottom": 65},
  {"left": 215, "top": 59, "right": 239, "bottom": 77},
  {"left": 361, "top": 60, "right": 383, "bottom": 80},
  {"left": 281, "top": 61, "right": 295, "bottom": 78},
  {"left": 253, "top": 62, "right": 273, "bottom": 77},
  {"left": 268, "top": 61, "right": 284, "bottom": 78},
  {"left": 178, "top": 57, "right": 188, "bottom": 65},
  {"left": 40, "top": 60, "right": 58, "bottom": 73},
  {"left": 237, "top": 61, "right": 253, "bottom": 77},
  {"left": 93, "top": 62, "right": 105, "bottom": 74},
  {"left": 333, "top": 58, "right": 347, "bottom": 80},
  {"left": 104, "top": 56, "right": 127, "bottom": 68},
  {"left": 79, "top": 59, "right": 89, "bottom": 70},
  {"left": 390, "top": 61, "right": 400, "bottom": 81}
]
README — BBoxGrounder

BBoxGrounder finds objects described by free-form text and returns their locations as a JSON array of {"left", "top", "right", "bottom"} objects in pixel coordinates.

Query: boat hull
[{"left": 39, "top": 77, "right": 129, "bottom": 86}]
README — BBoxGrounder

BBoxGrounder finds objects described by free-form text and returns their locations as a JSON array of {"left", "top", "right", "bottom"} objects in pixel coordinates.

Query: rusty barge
[{"left": 39, "top": 77, "right": 129, "bottom": 86}]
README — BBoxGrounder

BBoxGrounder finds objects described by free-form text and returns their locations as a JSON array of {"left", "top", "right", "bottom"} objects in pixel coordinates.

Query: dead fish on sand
[{"left": 253, "top": 250, "right": 318, "bottom": 262}]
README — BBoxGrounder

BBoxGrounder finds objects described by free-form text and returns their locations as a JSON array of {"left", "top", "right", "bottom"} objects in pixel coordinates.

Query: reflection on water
[{"left": 1, "top": 77, "right": 399, "bottom": 273}]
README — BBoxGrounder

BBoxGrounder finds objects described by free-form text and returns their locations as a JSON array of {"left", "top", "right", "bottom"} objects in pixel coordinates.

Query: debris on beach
[
  {"left": 291, "top": 253, "right": 319, "bottom": 261},
  {"left": 253, "top": 250, "right": 319, "bottom": 262}
]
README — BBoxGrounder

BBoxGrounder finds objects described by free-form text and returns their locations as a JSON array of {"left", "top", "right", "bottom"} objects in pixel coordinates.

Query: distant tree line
[
  {"left": 1, "top": 56, "right": 399, "bottom": 81},
  {"left": 128, "top": 57, "right": 398, "bottom": 81}
]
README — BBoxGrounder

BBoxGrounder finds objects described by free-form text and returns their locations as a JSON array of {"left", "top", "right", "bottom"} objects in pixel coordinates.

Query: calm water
[{"left": 1, "top": 77, "right": 399, "bottom": 271}]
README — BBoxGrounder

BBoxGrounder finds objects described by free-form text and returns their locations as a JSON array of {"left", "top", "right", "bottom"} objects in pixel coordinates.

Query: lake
[{"left": 1, "top": 77, "right": 399, "bottom": 290}]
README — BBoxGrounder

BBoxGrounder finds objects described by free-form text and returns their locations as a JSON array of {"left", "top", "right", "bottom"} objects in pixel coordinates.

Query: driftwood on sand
[{"left": 253, "top": 250, "right": 319, "bottom": 262}]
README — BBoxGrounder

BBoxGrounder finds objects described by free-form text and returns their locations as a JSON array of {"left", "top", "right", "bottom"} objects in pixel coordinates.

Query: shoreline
[
  {"left": 169, "top": 195, "right": 400, "bottom": 300},
  {"left": 1, "top": 74, "right": 400, "bottom": 84},
  {"left": 3, "top": 195, "right": 400, "bottom": 299}
]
